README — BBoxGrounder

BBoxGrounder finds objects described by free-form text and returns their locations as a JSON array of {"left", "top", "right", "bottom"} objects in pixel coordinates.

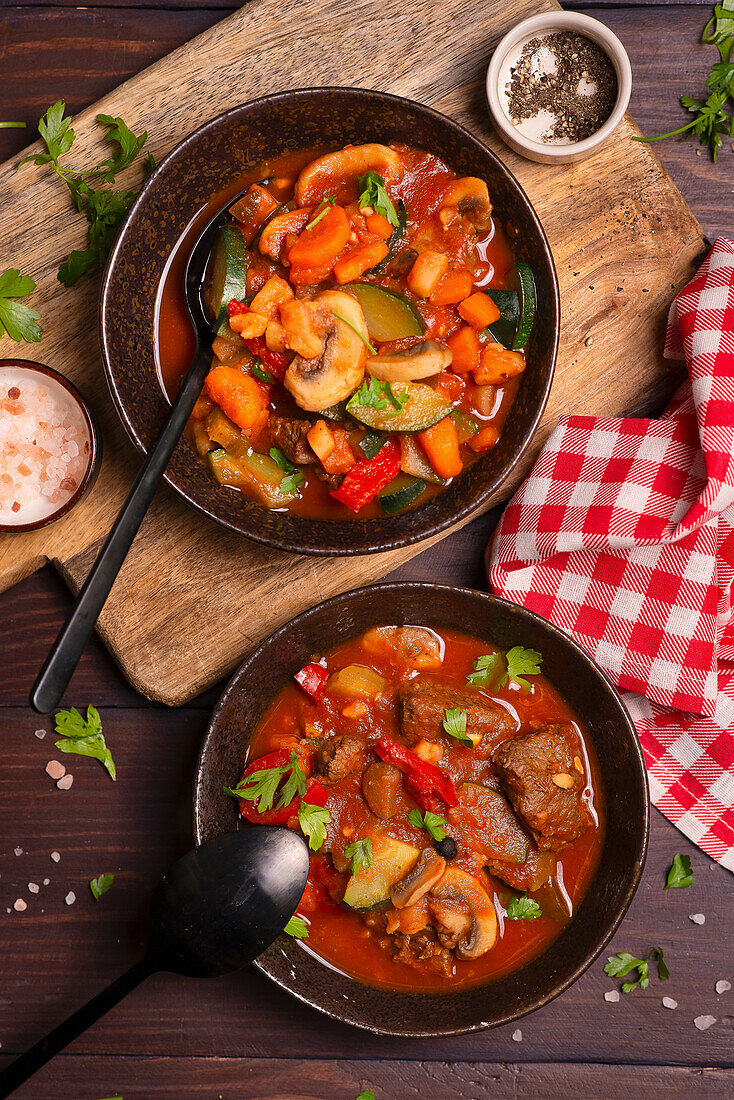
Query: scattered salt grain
[
  {"left": 43, "top": 878, "right": 50, "bottom": 886},
  {"left": 716, "top": 980, "right": 731, "bottom": 995},
  {"left": 0, "top": 366, "right": 91, "bottom": 526},
  {"left": 50, "top": 851, "right": 60, "bottom": 862},
  {"left": 604, "top": 990, "right": 620, "bottom": 1003},
  {"left": 662, "top": 997, "right": 678, "bottom": 1010},
  {"left": 65, "top": 891, "right": 76, "bottom": 906},
  {"left": 13, "top": 899, "right": 27, "bottom": 912},
  {"left": 694, "top": 1014, "right": 716, "bottom": 1031},
  {"left": 28, "top": 882, "right": 39, "bottom": 894},
  {"left": 33, "top": 729, "right": 46, "bottom": 739},
  {"left": 45, "top": 760, "right": 66, "bottom": 781},
  {"left": 14, "top": 847, "right": 23, "bottom": 857},
  {"left": 689, "top": 913, "right": 706, "bottom": 925},
  {"left": 57, "top": 774, "right": 74, "bottom": 790},
  {"left": 512, "top": 1029, "right": 522, "bottom": 1042}
]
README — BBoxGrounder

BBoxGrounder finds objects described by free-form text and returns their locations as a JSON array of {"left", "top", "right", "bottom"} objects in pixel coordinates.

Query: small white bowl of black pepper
[{"left": 486, "top": 12, "right": 632, "bottom": 164}]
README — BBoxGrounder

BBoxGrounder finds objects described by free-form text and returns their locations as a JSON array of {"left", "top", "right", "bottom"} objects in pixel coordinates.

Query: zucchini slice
[
  {"left": 457, "top": 782, "right": 529, "bottom": 864},
  {"left": 485, "top": 289, "right": 519, "bottom": 350},
  {"left": 207, "top": 225, "right": 248, "bottom": 325},
  {"left": 342, "top": 835, "right": 419, "bottom": 910},
  {"left": 346, "top": 282, "right": 425, "bottom": 343},
  {"left": 347, "top": 381, "right": 452, "bottom": 433},
  {"left": 208, "top": 446, "right": 300, "bottom": 507},
  {"left": 399, "top": 433, "right": 445, "bottom": 485},
  {"left": 359, "top": 430, "right": 389, "bottom": 460},
  {"left": 365, "top": 198, "right": 408, "bottom": 275},
  {"left": 513, "top": 261, "right": 536, "bottom": 350},
  {"left": 379, "top": 473, "right": 426, "bottom": 515}
]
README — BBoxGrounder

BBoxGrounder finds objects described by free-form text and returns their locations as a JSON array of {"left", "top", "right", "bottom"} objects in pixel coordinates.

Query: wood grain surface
[{"left": 0, "top": 0, "right": 707, "bottom": 705}]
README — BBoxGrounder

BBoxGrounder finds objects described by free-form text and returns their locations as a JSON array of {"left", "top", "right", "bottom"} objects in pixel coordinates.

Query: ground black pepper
[{"left": 506, "top": 32, "right": 618, "bottom": 143}]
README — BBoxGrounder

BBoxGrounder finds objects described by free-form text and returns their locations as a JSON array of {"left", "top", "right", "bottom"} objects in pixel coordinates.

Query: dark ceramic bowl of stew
[
  {"left": 194, "top": 583, "right": 648, "bottom": 1035},
  {"left": 101, "top": 87, "right": 559, "bottom": 555}
]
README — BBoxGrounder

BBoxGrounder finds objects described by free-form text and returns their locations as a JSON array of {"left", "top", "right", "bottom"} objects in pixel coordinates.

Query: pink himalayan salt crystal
[
  {"left": 45, "top": 759, "right": 66, "bottom": 780},
  {"left": 0, "top": 367, "right": 90, "bottom": 525},
  {"left": 57, "top": 774, "right": 73, "bottom": 790}
]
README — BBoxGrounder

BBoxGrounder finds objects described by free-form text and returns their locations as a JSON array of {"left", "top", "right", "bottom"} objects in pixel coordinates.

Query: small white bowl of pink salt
[{"left": 0, "top": 360, "right": 99, "bottom": 532}]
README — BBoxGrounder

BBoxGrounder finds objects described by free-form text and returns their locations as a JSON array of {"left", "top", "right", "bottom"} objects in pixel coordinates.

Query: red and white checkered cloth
[{"left": 487, "top": 238, "right": 734, "bottom": 872}]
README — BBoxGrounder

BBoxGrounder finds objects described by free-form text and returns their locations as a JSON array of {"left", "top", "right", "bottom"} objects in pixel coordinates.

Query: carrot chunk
[
  {"left": 307, "top": 419, "right": 336, "bottom": 463},
  {"left": 417, "top": 416, "right": 463, "bottom": 479},
  {"left": 469, "top": 424, "right": 500, "bottom": 452},
  {"left": 446, "top": 325, "right": 480, "bottom": 373},
  {"left": 204, "top": 366, "right": 264, "bottom": 432},
  {"left": 320, "top": 426, "right": 356, "bottom": 474},
  {"left": 364, "top": 212, "right": 395, "bottom": 240},
  {"left": 458, "top": 292, "right": 500, "bottom": 329},
  {"left": 473, "top": 344, "right": 526, "bottom": 386},
  {"left": 429, "top": 269, "right": 474, "bottom": 306},
  {"left": 333, "top": 240, "right": 389, "bottom": 284},
  {"left": 435, "top": 371, "right": 466, "bottom": 402},
  {"left": 287, "top": 205, "right": 351, "bottom": 285},
  {"left": 249, "top": 276, "right": 294, "bottom": 320}
]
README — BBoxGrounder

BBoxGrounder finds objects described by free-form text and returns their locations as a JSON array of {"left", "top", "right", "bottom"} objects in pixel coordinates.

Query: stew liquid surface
[{"left": 232, "top": 626, "right": 603, "bottom": 993}]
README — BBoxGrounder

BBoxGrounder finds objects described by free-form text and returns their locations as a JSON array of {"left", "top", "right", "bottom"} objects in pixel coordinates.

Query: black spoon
[
  {"left": 30, "top": 184, "right": 252, "bottom": 714},
  {"left": 0, "top": 827, "right": 309, "bottom": 1098}
]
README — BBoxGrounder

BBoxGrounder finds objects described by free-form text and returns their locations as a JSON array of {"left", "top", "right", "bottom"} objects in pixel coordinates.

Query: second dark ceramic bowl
[
  {"left": 100, "top": 87, "right": 559, "bottom": 555},
  {"left": 194, "top": 583, "right": 648, "bottom": 1036}
]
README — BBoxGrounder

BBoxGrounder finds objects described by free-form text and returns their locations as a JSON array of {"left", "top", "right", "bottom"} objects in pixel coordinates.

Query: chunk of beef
[
  {"left": 312, "top": 465, "right": 342, "bottom": 489},
  {"left": 398, "top": 677, "right": 516, "bottom": 749},
  {"left": 315, "top": 735, "right": 364, "bottom": 783},
  {"left": 492, "top": 725, "right": 587, "bottom": 851},
  {"left": 267, "top": 415, "right": 314, "bottom": 464},
  {"left": 386, "top": 927, "right": 454, "bottom": 976}
]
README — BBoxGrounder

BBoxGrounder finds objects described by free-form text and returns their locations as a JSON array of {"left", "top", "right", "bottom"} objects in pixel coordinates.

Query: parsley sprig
[
  {"left": 0, "top": 269, "right": 42, "bottom": 343},
  {"left": 298, "top": 801, "right": 331, "bottom": 851},
  {"left": 604, "top": 946, "right": 669, "bottom": 993},
  {"left": 269, "top": 447, "right": 306, "bottom": 496},
  {"left": 224, "top": 749, "right": 307, "bottom": 811},
  {"left": 505, "top": 895, "right": 542, "bottom": 921},
  {"left": 348, "top": 377, "right": 408, "bottom": 413},
  {"left": 407, "top": 808, "right": 447, "bottom": 841},
  {"left": 635, "top": 1, "right": 734, "bottom": 161},
  {"left": 305, "top": 195, "right": 336, "bottom": 230},
  {"left": 442, "top": 707, "right": 472, "bottom": 745},
  {"left": 357, "top": 170, "right": 399, "bottom": 227},
  {"left": 344, "top": 836, "right": 373, "bottom": 875},
  {"left": 331, "top": 310, "right": 377, "bottom": 355},
  {"left": 665, "top": 853, "right": 694, "bottom": 889},
  {"left": 18, "top": 101, "right": 152, "bottom": 284},
  {"left": 466, "top": 646, "right": 542, "bottom": 691},
  {"left": 284, "top": 914, "right": 309, "bottom": 939},
  {"left": 54, "top": 705, "right": 116, "bottom": 780}
]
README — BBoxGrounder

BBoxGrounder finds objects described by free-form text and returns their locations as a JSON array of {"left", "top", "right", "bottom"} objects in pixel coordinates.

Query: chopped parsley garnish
[
  {"left": 251, "top": 361, "right": 275, "bottom": 383},
  {"left": 348, "top": 377, "right": 408, "bottom": 413},
  {"left": 442, "top": 707, "right": 472, "bottom": 745},
  {"left": 665, "top": 853, "right": 694, "bottom": 889},
  {"left": 54, "top": 705, "right": 116, "bottom": 780},
  {"left": 269, "top": 446, "right": 306, "bottom": 496},
  {"left": 297, "top": 801, "right": 331, "bottom": 851},
  {"left": 407, "top": 808, "right": 447, "bottom": 841},
  {"left": 604, "top": 946, "right": 669, "bottom": 993},
  {"left": 466, "top": 647, "right": 542, "bottom": 691},
  {"left": 505, "top": 895, "right": 542, "bottom": 921},
  {"left": 18, "top": 101, "right": 150, "bottom": 285},
  {"left": 224, "top": 749, "right": 306, "bottom": 812},
  {"left": 305, "top": 195, "right": 336, "bottom": 229},
  {"left": 331, "top": 310, "right": 377, "bottom": 355},
  {"left": 89, "top": 873, "right": 115, "bottom": 900},
  {"left": 284, "top": 914, "right": 309, "bottom": 939},
  {"left": 344, "top": 836, "right": 373, "bottom": 875},
  {"left": 357, "top": 170, "right": 399, "bottom": 227},
  {"left": 0, "top": 268, "right": 42, "bottom": 344}
]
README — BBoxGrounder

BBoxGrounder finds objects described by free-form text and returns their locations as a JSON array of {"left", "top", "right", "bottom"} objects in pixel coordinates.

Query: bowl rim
[
  {"left": 193, "top": 581, "right": 649, "bottom": 1036},
  {"left": 486, "top": 12, "right": 633, "bottom": 160},
  {"left": 0, "top": 358, "right": 100, "bottom": 533},
  {"left": 99, "top": 86, "right": 560, "bottom": 557}
]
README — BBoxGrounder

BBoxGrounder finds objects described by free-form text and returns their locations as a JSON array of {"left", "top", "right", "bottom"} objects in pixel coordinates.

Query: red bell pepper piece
[
  {"left": 234, "top": 749, "right": 329, "bottom": 824},
  {"left": 227, "top": 299, "right": 289, "bottom": 380},
  {"left": 294, "top": 661, "right": 330, "bottom": 700},
  {"left": 330, "top": 437, "right": 401, "bottom": 512},
  {"left": 374, "top": 735, "right": 458, "bottom": 807}
]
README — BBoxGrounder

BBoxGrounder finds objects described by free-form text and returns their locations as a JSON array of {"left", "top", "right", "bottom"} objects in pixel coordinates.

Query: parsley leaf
[
  {"left": 305, "top": 195, "right": 336, "bottom": 230},
  {"left": 331, "top": 310, "right": 377, "bottom": 355},
  {"left": 604, "top": 946, "right": 669, "bottom": 993},
  {"left": 284, "top": 914, "right": 309, "bottom": 939},
  {"left": 407, "top": 808, "right": 447, "bottom": 841},
  {"left": 54, "top": 705, "right": 116, "bottom": 780},
  {"left": 344, "top": 837, "right": 373, "bottom": 875},
  {"left": 277, "top": 750, "right": 308, "bottom": 808},
  {"left": 665, "top": 853, "right": 694, "bottom": 889},
  {"left": 224, "top": 750, "right": 306, "bottom": 812},
  {"left": 18, "top": 101, "right": 150, "bottom": 284},
  {"left": 357, "top": 170, "right": 399, "bottom": 227},
  {"left": 0, "top": 121, "right": 26, "bottom": 130},
  {"left": 0, "top": 268, "right": 43, "bottom": 344},
  {"left": 298, "top": 801, "right": 331, "bottom": 851},
  {"left": 89, "top": 873, "right": 115, "bottom": 900},
  {"left": 348, "top": 376, "right": 407, "bottom": 414},
  {"left": 251, "top": 361, "right": 275, "bottom": 383},
  {"left": 505, "top": 646, "right": 543, "bottom": 690},
  {"left": 466, "top": 652, "right": 506, "bottom": 688},
  {"left": 442, "top": 707, "right": 472, "bottom": 745},
  {"left": 269, "top": 447, "right": 306, "bottom": 496},
  {"left": 357, "top": 1092, "right": 376, "bottom": 1100},
  {"left": 505, "top": 895, "right": 542, "bottom": 920}
]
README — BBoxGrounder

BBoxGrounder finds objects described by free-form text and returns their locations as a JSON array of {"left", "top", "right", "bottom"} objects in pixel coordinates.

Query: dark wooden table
[{"left": 1, "top": 2, "right": 733, "bottom": 1096}]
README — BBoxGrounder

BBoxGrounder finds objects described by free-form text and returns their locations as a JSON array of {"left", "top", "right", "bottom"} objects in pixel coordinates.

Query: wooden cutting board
[{"left": 0, "top": 0, "right": 706, "bottom": 705}]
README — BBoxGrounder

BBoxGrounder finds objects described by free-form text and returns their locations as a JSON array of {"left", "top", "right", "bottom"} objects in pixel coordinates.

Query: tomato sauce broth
[{"left": 244, "top": 627, "right": 604, "bottom": 994}]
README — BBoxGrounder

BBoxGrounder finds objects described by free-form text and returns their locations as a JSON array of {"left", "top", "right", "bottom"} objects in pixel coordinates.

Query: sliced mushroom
[
  {"left": 428, "top": 866, "right": 498, "bottom": 959},
  {"left": 390, "top": 847, "right": 446, "bottom": 909},
  {"left": 362, "top": 762, "right": 401, "bottom": 820},
  {"left": 284, "top": 290, "right": 367, "bottom": 412},
  {"left": 295, "top": 144, "right": 402, "bottom": 207},
  {"left": 440, "top": 177, "right": 492, "bottom": 232},
  {"left": 367, "top": 340, "right": 452, "bottom": 383}
]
